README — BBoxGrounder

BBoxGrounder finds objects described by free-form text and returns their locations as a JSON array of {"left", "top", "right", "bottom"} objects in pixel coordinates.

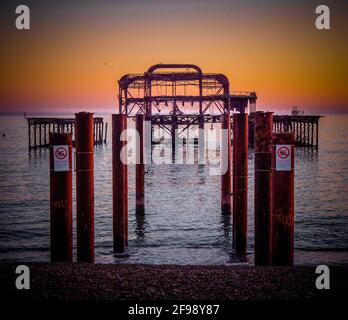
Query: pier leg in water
[
  {"left": 75, "top": 112, "right": 95, "bottom": 263},
  {"left": 171, "top": 115, "right": 178, "bottom": 160},
  {"left": 271, "top": 132, "right": 295, "bottom": 266},
  {"left": 49, "top": 133, "right": 73, "bottom": 262},
  {"left": 198, "top": 116, "right": 205, "bottom": 164},
  {"left": 221, "top": 112, "right": 232, "bottom": 215},
  {"left": 136, "top": 114, "right": 145, "bottom": 215},
  {"left": 233, "top": 113, "right": 248, "bottom": 255},
  {"left": 254, "top": 112, "right": 273, "bottom": 265},
  {"left": 112, "top": 114, "right": 128, "bottom": 253}
]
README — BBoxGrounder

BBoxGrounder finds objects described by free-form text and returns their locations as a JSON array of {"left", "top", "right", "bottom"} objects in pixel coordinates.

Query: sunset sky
[{"left": 1, "top": 0, "right": 347, "bottom": 115}]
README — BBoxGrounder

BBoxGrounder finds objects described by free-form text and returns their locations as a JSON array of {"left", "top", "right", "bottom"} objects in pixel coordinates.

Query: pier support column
[
  {"left": 101, "top": 122, "right": 104, "bottom": 144},
  {"left": 254, "top": 112, "right": 273, "bottom": 265},
  {"left": 198, "top": 116, "right": 205, "bottom": 163},
  {"left": 28, "top": 121, "right": 31, "bottom": 149},
  {"left": 104, "top": 122, "right": 108, "bottom": 143},
  {"left": 99, "top": 122, "right": 102, "bottom": 144},
  {"left": 112, "top": 114, "right": 128, "bottom": 253},
  {"left": 75, "top": 112, "right": 94, "bottom": 263},
  {"left": 136, "top": 114, "right": 145, "bottom": 215},
  {"left": 44, "top": 124, "right": 47, "bottom": 146},
  {"left": 93, "top": 121, "right": 96, "bottom": 145},
  {"left": 39, "top": 124, "right": 42, "bottom": 147},
  {"left": 221, "top": 112, "right": 232, "bottom": 215},
  {"left": 271, "top": 133, "right": 295, "bottom": 265},
  {"left": 316, "top": 121, "right": 319, "bottom": 148},
  {"left": 233, "top": 113, "right": 248, "bottom": 255},
  {"left": 49, "top": 133, "right": 73, "bottom": 262},
  {"left": 33, "top": 123, "right": 37, "bottom": 148},
  {"left": 171, "top": 115, "right": 178, "bottom": 151}
]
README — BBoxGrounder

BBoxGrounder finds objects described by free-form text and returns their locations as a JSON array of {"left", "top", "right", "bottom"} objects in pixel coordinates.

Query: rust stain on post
[
  {"left": 49, "top": 133, "right": 73, "bottom": 262},
  {"left": 75, "top": 112, "right": 95, "bottom": 263},
  {"left": 254, "top": 112, "right": 273, "bottom": 265},
  {"left": 112, "top": 114, "right": 128, "bottom": 253},
  {"left": 271, "top": 132, "right": 295, "bottom": 265},
  {"left": 233, "top": 113, "right": 248, "bottom": 255}
]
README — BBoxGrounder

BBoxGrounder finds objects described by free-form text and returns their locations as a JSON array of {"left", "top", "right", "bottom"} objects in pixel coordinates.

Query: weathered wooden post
[
  {"left": 136, "top": 114, "right": 145, "bottom": 215},
  {"left": 49, "top": 133, "right": 73, "bottom": 262},
  {"left": 75, "top": 112, "right": 95, "bottom": 263},
  {"left": 254, "top": 112, "right": 273, "bottom": 265},
  {"left": 271, "top": 132, "right": 295, "bottom": 265},
  {"left": 112, "top": 114, "right": 128, "bottom": 253},
  {"left": 221, "top": 112, "right": 232, "bottom": 215},
  {"left": 233, "top": 113, "right": 248, "bottom": 255}
]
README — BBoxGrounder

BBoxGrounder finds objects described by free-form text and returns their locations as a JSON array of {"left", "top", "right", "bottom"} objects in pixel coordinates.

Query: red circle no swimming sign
[
  {"left": 55, "top": 147, "right": 67, "bottom": 160},
  {"left": 277, "top": 146, "right": 290, "bottom": 159}
]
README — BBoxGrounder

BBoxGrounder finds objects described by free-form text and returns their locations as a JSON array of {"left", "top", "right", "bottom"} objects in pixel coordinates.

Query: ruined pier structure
[
  {"left": 26, "top": 116, "right": 107, "bottom": 149},
  {"left": 119, "top": 64, "right": 320, "bottom": 148},
  {"left": 250, "top": 114, "right": 320, "bottom": 148}
]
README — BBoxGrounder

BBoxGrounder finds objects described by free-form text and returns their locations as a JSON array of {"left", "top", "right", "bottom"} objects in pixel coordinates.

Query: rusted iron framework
[
  {"left": 119, "top": 63, "right": 256, "bottom": 145},
  {"left": 119, "top": 64, "right": 257, "bottom": 115}
]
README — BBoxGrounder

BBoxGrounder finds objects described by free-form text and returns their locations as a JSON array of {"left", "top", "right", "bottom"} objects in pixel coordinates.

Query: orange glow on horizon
[{"left": 1, "top": 0, "right": 347, "bottom": 114}]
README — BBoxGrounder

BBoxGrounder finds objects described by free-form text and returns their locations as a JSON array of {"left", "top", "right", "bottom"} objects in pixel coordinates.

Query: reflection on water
[
  {"left": 0, "top": 115, "right": 347, "bottom": 265},
  {"left": 135, "top": 214, "right": 147, "bottom": 241}
]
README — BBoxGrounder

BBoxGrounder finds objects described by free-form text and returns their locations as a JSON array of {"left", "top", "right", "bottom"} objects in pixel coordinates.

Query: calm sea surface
[{"left": 0, "top": 114, "right": 347, "bottom": 265}]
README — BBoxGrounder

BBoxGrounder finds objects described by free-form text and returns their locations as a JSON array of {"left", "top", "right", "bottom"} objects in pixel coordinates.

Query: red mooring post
[
  {"left": 254, "top": 112, "right": 273, "bottom": 265},
  {"left": 271, "top": 132, "right": 295, "bottom": 265},
  {"left": 112, "top": 114, "right": 128, "bottom": 253},
  {"left": 233, "top": 113, "right": 248, "bottom": 255},
  {"left": 75, "top": 112, "right": 94, "bottom": 263},
  {"left": 221, "top": 112, "right": 232, "bottom": 215},
  {"left": 136, "top": 114, "right": 145, "bottom": 215},
  {"left": 49, "top": 133, "right": 73, "bottom": 262}
]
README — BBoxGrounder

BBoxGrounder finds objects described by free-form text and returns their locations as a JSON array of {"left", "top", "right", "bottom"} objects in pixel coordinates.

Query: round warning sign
[
  {"left": 277, "top": 146, "right": 290, "bottom": 159},
  {"left": 55, "top": 147, "right": 67, "bottom": 160},
  {"left": 276, "top": 144, "right": 291, "bottom": 171},
  {"left": 53, "top": 145, "right": 69, "bottom": 172}
]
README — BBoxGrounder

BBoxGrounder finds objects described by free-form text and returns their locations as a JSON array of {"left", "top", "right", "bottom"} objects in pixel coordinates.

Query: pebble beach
[{"left": 0, "top": 263, "right": 346, "bottom": 300}]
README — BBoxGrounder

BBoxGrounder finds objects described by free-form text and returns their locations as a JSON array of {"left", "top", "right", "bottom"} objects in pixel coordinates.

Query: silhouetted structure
[
  {"left": 119, "top": 63, "right": 256, "bottom": 147},
  {"left": 26, "top": 116, "right": 107, "bottom": 149}
]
